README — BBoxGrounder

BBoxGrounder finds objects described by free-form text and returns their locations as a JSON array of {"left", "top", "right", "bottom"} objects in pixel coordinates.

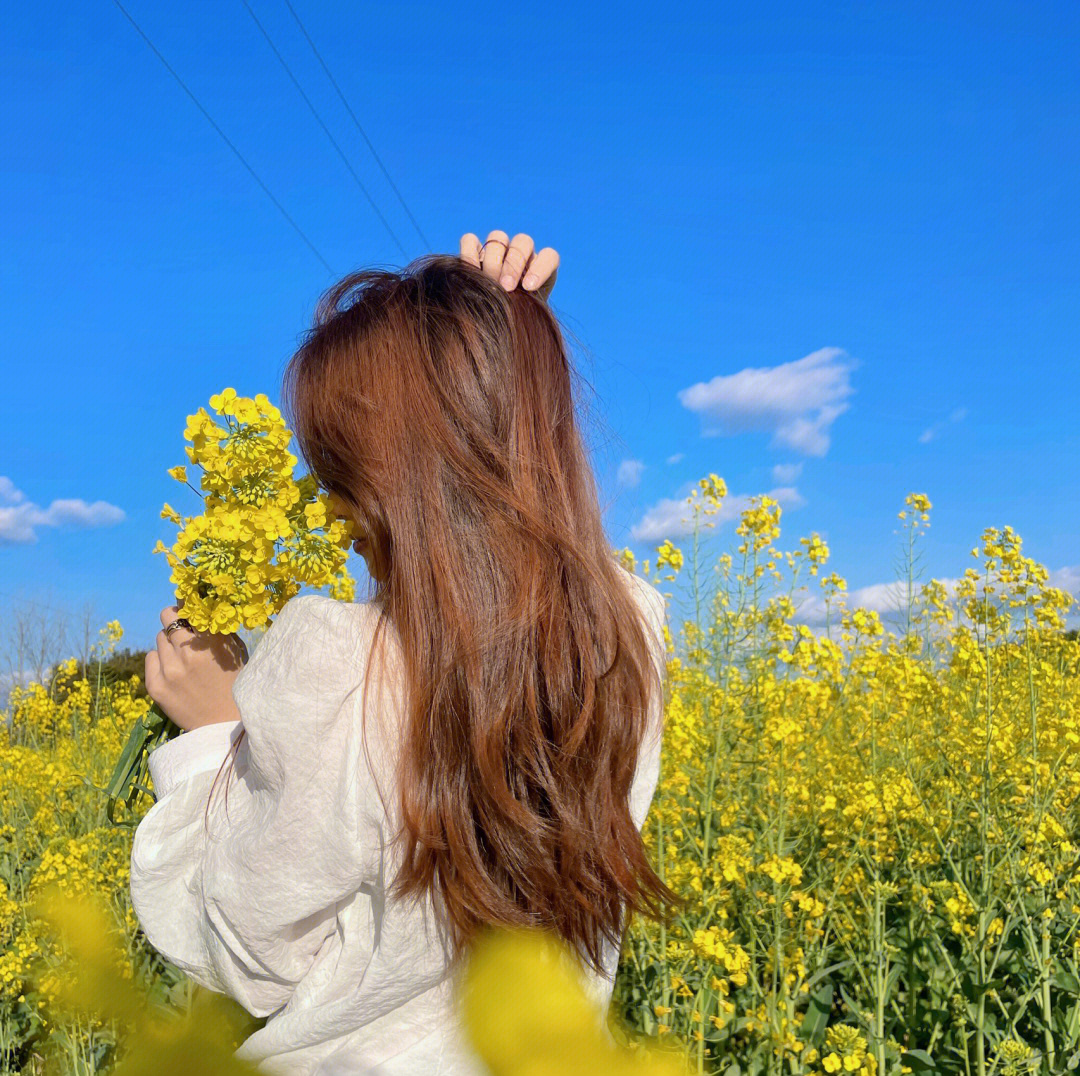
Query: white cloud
[
  {"left": 1049, "top": 564, "right": 1080, "bottom": 604},
  {"left": 0, "top": 477, "right": 26, "bottom": 504},
  {"left": 676, "top": 347, "right": 858, "bottom": 457},
  {"left": 793, "top": 579, "right": 918, "bottom": 625},
  {"left": 919, "top": 405, "right": 968, "bottom": 444},
  {"left": 791, "top": 564, "right": 1080, "bottom": 629},
  {"left": 0, "top": 668, "right": 33, "bottom": 698},
  {"left": 666, "top": 453, "right": 684, "bottom": 465},
  {"left": 631, "top": 485, "right": 806, "bottom": 543},
  {"left": 772, "top": 462, "right": 803, "bottom": 484},
  {"left": 0, "top": 478, "right": 125, "bottom": 545},
  {"left": 617, "top": 459, "right": 646, "bottom": 489}
]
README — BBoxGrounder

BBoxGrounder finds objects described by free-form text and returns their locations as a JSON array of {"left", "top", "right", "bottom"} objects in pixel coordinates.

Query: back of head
[{"left": 281, "top": 252, "right": 686, "bottom": 977}]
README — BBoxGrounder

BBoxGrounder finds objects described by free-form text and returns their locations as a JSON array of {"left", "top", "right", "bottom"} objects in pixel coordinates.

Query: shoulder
[
  {"left": 236, "top": 595, "right": 385, "bottom": 707},
  {"left": 616, "top": 568, "right": 667, "bottom": 678},
  {"left": 232, "top": 596, "right": 391, "bottom": 781},
  {"left": 271, "top": 592, "right": 378, "bottom": 631},
  {"left": 257, "top": 594, "right": 383, "bottom": 655},
  {"left": 617, "top": 566, "right": 666, "bottom": 628}
]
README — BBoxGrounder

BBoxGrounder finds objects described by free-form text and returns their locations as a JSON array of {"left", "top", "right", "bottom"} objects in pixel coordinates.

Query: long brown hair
[{"left": 205, "top": 252, "right": 687, "bottom": 979}]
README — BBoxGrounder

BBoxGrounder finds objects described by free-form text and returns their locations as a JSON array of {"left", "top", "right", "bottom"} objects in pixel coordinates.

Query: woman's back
[{"left": 131, "top": 567, "right": 667, "bottom": 1075}]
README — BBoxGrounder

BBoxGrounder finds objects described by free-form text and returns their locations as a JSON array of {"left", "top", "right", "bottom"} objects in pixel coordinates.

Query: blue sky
[{"left": 3, "top": 0, "right": 1079, "bottom": 657}]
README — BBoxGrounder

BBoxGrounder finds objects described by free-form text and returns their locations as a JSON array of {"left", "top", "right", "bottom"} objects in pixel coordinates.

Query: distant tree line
[{"left": 83, "top": 648, "right": 151, "bottom": 701}]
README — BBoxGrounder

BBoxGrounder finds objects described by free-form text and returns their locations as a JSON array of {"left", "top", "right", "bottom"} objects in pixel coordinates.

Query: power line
[
  {"left": 112, "top": 0, "right": 336, "bottom": 276},
  {"left": 241, "top": 0, "right": 409, "bottom": 259},
  {"left": 283, "top": 0, "right": 433, "bottom": 253}
]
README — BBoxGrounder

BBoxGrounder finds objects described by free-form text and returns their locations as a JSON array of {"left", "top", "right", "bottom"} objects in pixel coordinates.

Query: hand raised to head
[{"left": 459, "top": 231, "right": 559, "bottom": 301}]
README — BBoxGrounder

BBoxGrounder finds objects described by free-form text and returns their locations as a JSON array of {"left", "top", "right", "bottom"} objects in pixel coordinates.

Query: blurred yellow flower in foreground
[
  {"left": 27, "top": 888, "right": 693, "bottom": 1076},
  {"left": 460, "top": 926, "right": 694, "bottom": 1076},
  {"left": 27, "top": 883, "right": 261, "bottom": 1075}
]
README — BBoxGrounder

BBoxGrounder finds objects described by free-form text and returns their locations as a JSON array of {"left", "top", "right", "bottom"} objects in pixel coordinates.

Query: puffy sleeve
[{"left": 129, "top": 595, "right": 391, "bottom": 1018}]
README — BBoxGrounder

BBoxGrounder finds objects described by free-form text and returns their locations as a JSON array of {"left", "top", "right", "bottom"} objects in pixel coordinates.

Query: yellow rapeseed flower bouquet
[{"left": 104, "top": 388, "right": 356, "bottom": 825}]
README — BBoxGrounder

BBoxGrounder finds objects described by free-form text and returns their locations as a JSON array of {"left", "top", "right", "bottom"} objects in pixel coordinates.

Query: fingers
[
  {"left": 497, "top": 233, "right": 535, "bottom": 291},
  {"left": 459, "top": 233, "right": 483, "bottom": 268},
  {"left": 144, "top": 649, "right": 162, "bottom": 698},
  {"left": 523, "top": 247, "right": 559, "bottom": 295},
  {"left": 477, "top": 229, "right": 510, "bottom": 284},
  {"left": 156, "top": 628, "right": 182, "bottom": 677},
  {"left": 160, "top": 603, "right": 197, "bottom": 646},
  {"left": 463, "top": 232, "right": 558, "bottom": 297}
]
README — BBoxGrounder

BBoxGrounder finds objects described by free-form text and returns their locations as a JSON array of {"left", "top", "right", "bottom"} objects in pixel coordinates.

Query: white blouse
[{"left": 130, "top": 571, "right": 667, "bottom": 1076}]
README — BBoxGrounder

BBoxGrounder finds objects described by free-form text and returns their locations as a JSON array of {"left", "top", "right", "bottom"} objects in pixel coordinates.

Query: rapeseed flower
[{"left": 156, "top": 387, "right": 355, "bottom": 634}]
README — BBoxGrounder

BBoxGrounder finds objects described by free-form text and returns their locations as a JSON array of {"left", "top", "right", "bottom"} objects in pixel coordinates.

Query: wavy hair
[{"left": 205, "top": 253, "right": 687, "bottom": 978}]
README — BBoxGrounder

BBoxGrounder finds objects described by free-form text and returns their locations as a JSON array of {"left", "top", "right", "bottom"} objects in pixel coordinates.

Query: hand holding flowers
[
  {"left": 144, "top": 604, "right": 247, "bottom": 732},
  {"left": 105, "top": 387, "right": 356, "bottom": 824}
]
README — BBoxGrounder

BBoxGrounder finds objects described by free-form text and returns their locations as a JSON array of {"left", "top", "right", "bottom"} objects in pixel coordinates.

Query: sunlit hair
[{"left": 205, "top": 252, "right": 687, "bottom": 978}]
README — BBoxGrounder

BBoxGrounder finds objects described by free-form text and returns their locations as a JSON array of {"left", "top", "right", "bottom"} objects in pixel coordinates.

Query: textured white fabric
[{"left": 130, "top": 571, "right": 667, "bottom": 1075}]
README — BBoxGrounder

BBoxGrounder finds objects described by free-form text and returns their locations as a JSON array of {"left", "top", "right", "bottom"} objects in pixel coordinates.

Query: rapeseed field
[{"left": 1, "top": 477, "right": 1077, "bottom": 1075}]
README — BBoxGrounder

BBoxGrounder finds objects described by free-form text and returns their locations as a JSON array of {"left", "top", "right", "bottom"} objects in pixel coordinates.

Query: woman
[{"left": 131, "top": 230, "right": 686, "bottom": 1075}]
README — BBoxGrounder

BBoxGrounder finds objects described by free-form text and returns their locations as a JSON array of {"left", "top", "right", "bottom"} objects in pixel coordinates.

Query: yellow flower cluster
[
  {"left": 620, "top": 479, "right": 1080, "bottom": 1071},
  {"left": 0, "top": 648, "right": 166, "bottom": 1055},
  {"left": 806, "top": 1024, "right": 877, "bottom": 1074},
  {"left": 993, "top": 1037, "right": 1035, "bottom": 1076},
  {"left": 689, "top": 926, "right": 749, "bottom": 986},
  {"left": 153, "top": 387, "right": 356, "bottom": 634},
  {"left": 461, "top": 927, "right": 693, "bottom": 1075}
]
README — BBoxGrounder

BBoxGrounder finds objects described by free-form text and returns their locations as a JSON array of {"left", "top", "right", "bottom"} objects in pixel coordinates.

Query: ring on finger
[{"left": 164, "top": 617, "right": 194, "bottom": 641}]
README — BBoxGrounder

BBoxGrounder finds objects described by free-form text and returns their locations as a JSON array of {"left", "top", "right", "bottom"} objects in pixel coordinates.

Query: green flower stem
[{"left": 103, "top": 705, "right": 182, "bottom": 826}]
